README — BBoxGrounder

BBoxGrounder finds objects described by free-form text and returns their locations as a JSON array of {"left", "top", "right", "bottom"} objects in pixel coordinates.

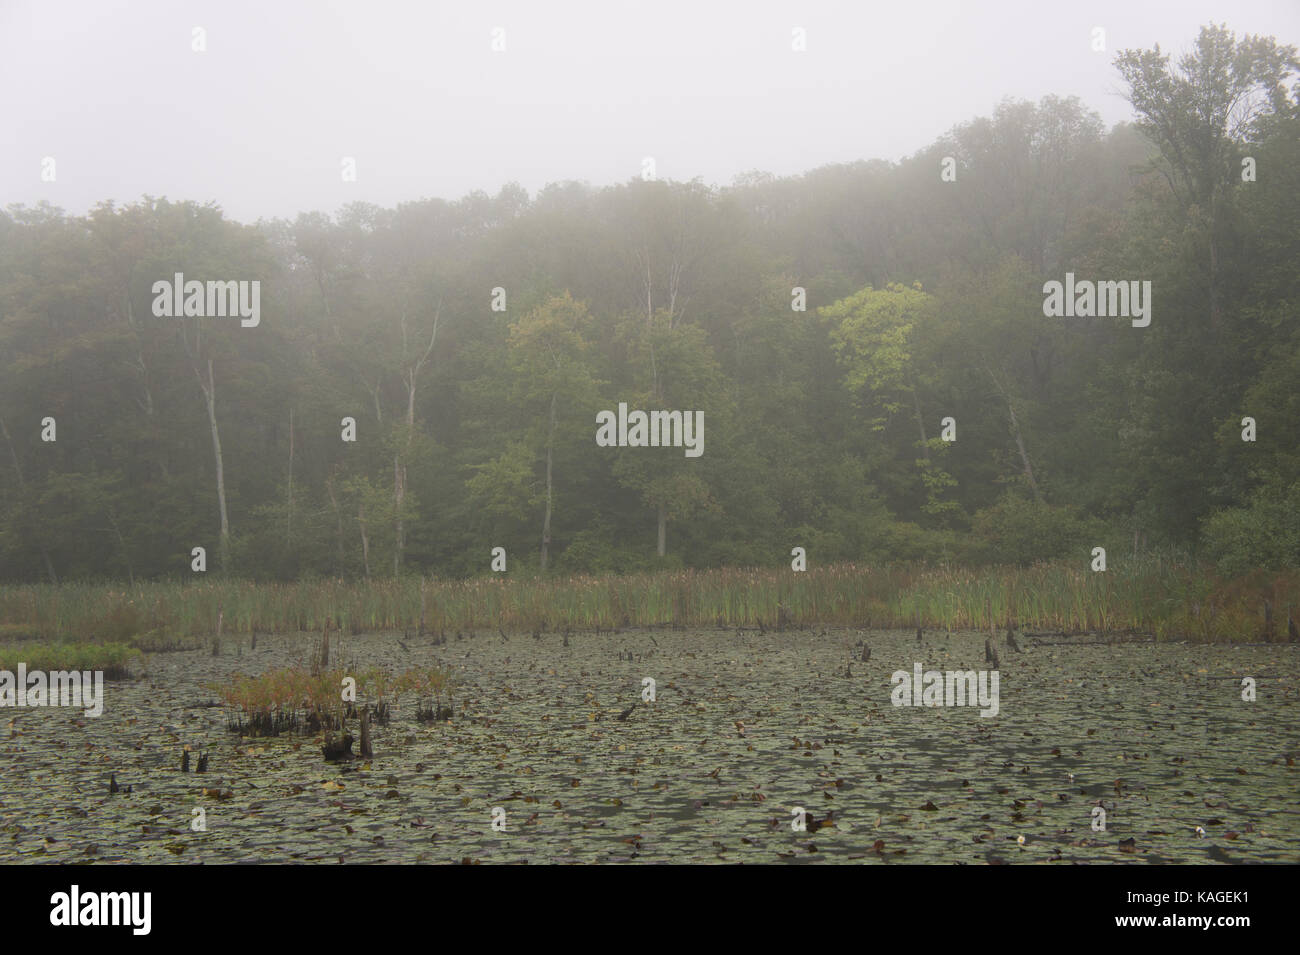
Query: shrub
[
  {"left": 1202, "top": 479, "right": 1300, "bottom": 577},
  {"left": 868, "top": 521, "right": 965, "bottom": 564},
  {"left": 558, "top": 525, "right": 656, "bottom": 575},
  {"left": 970, "top": 494, "right": 1093, "bottom": 565}
]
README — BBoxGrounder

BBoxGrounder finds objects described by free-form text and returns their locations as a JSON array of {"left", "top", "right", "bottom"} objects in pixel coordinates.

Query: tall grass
[{"left": 0, "top": 561, "right": 1295, "bottom": 643}]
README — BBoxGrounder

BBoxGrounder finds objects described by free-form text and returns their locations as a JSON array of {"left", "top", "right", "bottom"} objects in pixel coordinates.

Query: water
[{"left": 1, "top": 628, "right": 1295, "bottom": 863}]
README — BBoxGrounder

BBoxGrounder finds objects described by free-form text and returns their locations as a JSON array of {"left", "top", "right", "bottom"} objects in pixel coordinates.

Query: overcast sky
[{"left": 3, "top": 0, "right": 1297, "bottom": 224}]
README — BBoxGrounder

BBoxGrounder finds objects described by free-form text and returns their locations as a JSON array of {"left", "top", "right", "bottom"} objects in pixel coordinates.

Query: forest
[{"left": 2, "top": 24, "right": 1297, "bottom": 587}]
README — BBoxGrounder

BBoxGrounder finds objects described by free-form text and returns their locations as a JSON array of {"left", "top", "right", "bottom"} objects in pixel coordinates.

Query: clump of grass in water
[
  {"left": 0, "top": 642, "right": 141, "bottom": 680},
  {"left": 396, "top": 665, "right": 456, "bottom": 722},
  {"left": 215, "top": 664, "right": 455, "bottom": 737},
  {"left": 217, "top": 667, "right": 348, "bottom": 737}
]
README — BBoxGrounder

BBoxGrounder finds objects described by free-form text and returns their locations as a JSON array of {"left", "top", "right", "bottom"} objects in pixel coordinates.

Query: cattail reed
[{"left": 2, "top": 563, "right": 1294, "bottom": 644}]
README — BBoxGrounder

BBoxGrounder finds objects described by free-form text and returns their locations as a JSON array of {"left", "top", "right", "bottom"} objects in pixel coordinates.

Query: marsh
[{"left": 1, "top": 627, "right": 1294, "bottom": 864}]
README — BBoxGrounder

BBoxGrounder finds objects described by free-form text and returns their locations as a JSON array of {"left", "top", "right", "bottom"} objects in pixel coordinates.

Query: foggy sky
[{"left": 3, "top": 0, "right": 1297, "bottom": 224}]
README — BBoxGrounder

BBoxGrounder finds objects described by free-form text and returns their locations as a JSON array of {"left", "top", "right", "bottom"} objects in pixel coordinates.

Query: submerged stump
[
  {"left": 359, "top": 712, "right": 374, "bottom": 760},
  {"left": 322, "top": 733, "right": 355, "bottom": 762}
]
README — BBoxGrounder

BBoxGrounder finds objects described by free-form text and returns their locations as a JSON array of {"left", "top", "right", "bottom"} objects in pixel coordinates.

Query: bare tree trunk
[
  {"left": 644, "top": 260, "right": 668, "bottom": 558},
  {"left": 1208, "top": 227, "right": 1221, "bottom": 329},
  {"left": 122, "top": 290, "right": 158, "bottom": 421},
  {"left": 406, "top": 369, "right": 418, "bottom": 429},
  {"left": 134, "top": 348, "right": 155, "bottom": 418},
  {"left": 134, "top": 346, "right": 167, "bottom": 482},
  {"left": 988, "top": 367, "right": 1042, "bottom": 504},
  {"left": 313, "top": 266, "right": 341, "bottom": 343},
  {"left": 195, "top": 359, "right": 231, "bottom": 572},
  {"left": 638, "top": 248, "right": 661, "bottom": 400},
  {"left": 648, "top": 338, "right": 660, "bottom": 405},
  {"left": 540, "top": 393, "right": 556, "bottom": 572},
  {"left": 106, "top": 507, "right": 134, "bottom": 586},
  {"left": 1006, "top": 400, "right": 1042, "bottom": 503},
  {"left": 667, "top": 256, "right": 683, "bottom": 325},
  {"left": 641, "top": 246, "right": 653, "bottom": 322},
  {"left": 286, "top": 408, "right": 294, "bottom": 545},
  {"left": 1204, "top": 189, "right": 1224, "bottom": 330},
  {"left": 394, "top": 300, "right": 441, "bottom": 578},
  {"left": 326, "top": 473, "right": 345, "bottom": 571},
  {"left": 358, "top": 499, "right": 371, "bottom": 580},
  {"left": 419, "top": 577, "right": 428, "bottom": 637},
  {"left": 0, "top": 414, "right": 57, "bottom": 583},
  {"left": 393, "top": 453, "right": 404, "bottom": 576},
  {"left": 911, "top": 384, "right": 929, "bottom": 459}
]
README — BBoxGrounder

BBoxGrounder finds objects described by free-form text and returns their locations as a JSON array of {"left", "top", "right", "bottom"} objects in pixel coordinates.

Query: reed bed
[{"left": 1, "top": 562, "right": 1296, "bottom": 643}]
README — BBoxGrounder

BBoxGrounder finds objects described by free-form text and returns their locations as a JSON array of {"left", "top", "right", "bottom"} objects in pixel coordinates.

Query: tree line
[{"left": 1, "top": 25, "right": 1296, "bottom": 583}]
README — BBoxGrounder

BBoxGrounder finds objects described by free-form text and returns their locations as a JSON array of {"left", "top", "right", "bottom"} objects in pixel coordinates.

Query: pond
[{"left": 1, "top": 628, "right": 1296, "bottom": 863}]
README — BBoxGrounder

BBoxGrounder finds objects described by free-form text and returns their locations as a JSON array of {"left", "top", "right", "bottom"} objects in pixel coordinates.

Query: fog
[{"left": 3, "top": 0, "right": 1296, "bottom": 221}]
